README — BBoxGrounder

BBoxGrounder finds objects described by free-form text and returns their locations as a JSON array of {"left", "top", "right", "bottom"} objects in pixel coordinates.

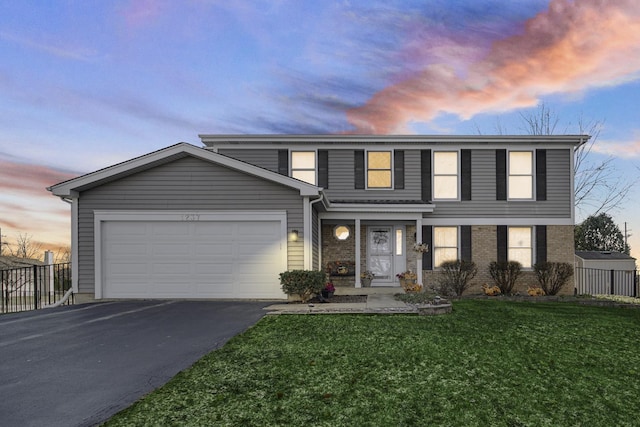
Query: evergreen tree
[{"left": 575, "top": 213, "right": 629, "bottom": 254}]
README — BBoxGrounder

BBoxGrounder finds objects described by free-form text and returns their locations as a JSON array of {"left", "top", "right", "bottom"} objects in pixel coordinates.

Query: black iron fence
[
  {"left": 0, "top": 263, "right": 73, "bottom": 313},
  {"left": 575, "top": 267, "right": 638, "bottom": 297}
]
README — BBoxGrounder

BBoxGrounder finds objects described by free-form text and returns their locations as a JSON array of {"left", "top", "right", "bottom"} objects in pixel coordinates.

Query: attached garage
[{"left": 95, "top": 211, "right": 288, "bottom": 300}]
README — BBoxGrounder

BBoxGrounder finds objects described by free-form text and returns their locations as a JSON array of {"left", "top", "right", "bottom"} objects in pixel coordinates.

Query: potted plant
[
  {"left": 360, "top": 270, "right": 374, "bottom": 287},
  {"left": 397, "top": 271, "right": 418, "bottom": 291},
  {"left": 321, "top": 282, "right": 336, "bottom": 298}
]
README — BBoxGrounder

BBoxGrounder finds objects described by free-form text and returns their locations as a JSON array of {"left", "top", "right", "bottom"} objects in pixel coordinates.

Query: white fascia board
[
  {"left": 320, "top": 212, "right": 423, "bottom": 221},
  {"left": 424, "top": 217, "right": 575, "bottom": 226},
  {"left": 48, "top": 142, "right": 319, "bottom": 197},
  {"left": 200, "top": 134, "right": 589, "bottom": 146},
  {"left": 326, "top": 204, "right": 435, "bottom": 213}
]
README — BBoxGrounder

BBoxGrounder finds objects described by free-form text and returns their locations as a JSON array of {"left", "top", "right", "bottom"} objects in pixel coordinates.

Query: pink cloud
[
  {"left": 347, "top": 0, "right": 640, "bottom": 134},
  {"left": 0, "top": 159, "right": 77, "bottom": 197},
  {"left": 119, "top": 0, "right": 168, "bottom": 29},
  {"left": 592, "top": 133, "right": 640, "bottom": 158}
]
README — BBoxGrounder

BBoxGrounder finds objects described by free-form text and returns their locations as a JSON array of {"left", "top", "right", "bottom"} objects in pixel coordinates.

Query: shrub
[
  {"left": 279, "top": 270, "right": 327, "bottom": 303},
  {"left": 534, "top": 262, "right": 574, "bottom": 296},
  {"left": 489, "top": 261, "right": 522, "bottom": 295},
  {"left": 435, "top": 260, "right": 478, "bottom": 296}
]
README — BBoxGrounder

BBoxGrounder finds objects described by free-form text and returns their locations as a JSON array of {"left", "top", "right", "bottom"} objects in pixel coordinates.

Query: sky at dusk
[{"left": 1, "top": 0, "right": 639, "bottom": 260}]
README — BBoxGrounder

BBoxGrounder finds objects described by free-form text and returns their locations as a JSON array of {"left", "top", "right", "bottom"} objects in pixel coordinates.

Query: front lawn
[{"left": 105, "top": 300, "right": 640, "bottom": 426}]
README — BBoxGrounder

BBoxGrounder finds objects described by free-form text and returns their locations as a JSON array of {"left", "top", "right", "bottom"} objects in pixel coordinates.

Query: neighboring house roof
[
  {"left": 47, "top": 142, "right": 321, "bottom": 197},
  {"left": 0, "top": 256, "right": 44, "bottom": 270},
  {"left": 575, "top": 251, "right": 636, "bottom": 261}
]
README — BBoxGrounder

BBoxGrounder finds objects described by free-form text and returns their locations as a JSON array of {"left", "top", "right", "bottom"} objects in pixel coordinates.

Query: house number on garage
[{"left": 182, "top": 214, "right": 201, "bottom": 221}]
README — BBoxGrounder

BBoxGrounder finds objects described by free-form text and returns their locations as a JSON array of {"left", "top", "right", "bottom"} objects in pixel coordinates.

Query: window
[
  {"left": 291, "top": 151, "right": 316, "bottom": 185},
  {"left": 433, "top": 226, "right": 458, "bottom": 267},
  {"left": 367, "top": 151, "right": 392, "bottom": 188},
  {"left": 508, "top": 226, "right": 532, "bottom": 268},
  {"left": 508, "top": 151, "right": 533, "bottom": 199},
  {"left": 433, "top": 151, "right": 458, "bottom": 199},
  {"left": 395, "top": 229, "right": 403, "bottom": 256}
]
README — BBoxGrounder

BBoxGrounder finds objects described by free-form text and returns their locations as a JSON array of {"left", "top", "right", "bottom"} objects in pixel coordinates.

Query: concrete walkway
[{"left": 264, "top": 287, "right": 417, "bottom": 314}]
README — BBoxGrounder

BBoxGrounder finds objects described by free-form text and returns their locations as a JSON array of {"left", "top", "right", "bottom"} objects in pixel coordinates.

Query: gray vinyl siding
[
  {"left": 217, "top": 149, "right": 279, "bottom": 173},
  {"left": 324, "top": 149, "right": 422, "bottom": 200},
  {"left": 429, "top": 149, "right": 572, "bottom": 218},
  {"left": 77, "top": 156, "right": 304, "bottom": 294}
]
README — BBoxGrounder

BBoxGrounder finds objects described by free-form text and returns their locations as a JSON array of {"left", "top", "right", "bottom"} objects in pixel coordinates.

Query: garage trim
[{"left": 94, "top": 210, "right": 288, "bottom": 299}]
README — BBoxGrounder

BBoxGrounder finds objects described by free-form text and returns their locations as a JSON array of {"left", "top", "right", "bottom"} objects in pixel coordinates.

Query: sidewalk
[{"left": 264, "top": 287, "right": 417, "bottom": 314}]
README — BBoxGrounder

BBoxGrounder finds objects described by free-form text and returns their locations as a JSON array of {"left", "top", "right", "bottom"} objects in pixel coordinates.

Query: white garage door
[{"left": 101, "top": 219, "right": 286, "bottom": 299}]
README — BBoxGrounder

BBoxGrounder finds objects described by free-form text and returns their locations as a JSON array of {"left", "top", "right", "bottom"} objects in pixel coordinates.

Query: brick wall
[
  {"left": 421, "top": 224, "right": 575, "bottom": 296},
  {"left": 322, "top": 224, "right": 357, "bottom": 287}
]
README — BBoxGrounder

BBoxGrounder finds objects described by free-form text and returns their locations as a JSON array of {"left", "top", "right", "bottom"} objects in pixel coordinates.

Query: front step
[{"left": 335, "top": 286, "right": 404, "bottom": 296}]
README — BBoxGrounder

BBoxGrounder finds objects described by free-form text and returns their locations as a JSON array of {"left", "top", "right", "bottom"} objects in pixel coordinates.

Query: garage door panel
[{"left": 102, "top": 218, "right": 285, "bottom": 299}]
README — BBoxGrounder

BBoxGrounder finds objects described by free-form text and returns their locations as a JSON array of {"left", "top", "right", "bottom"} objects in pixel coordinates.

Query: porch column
[
  {"left": 416, "top": 217, "right": 423, "bottom": 285},
  {"left": 355, "top": 218, "right": 361, "bottom": 288}
]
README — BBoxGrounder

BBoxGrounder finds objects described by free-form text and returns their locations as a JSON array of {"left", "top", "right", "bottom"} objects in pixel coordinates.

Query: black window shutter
[
  {"left": 496, "top": 149, "right": 507, "bottom": 200},
  {"left": 461, "top": 149, "right": 472, "bottom": 201},
  {"left": 394, "top": 150, "right": 405, "bottom": 189},
  {"left": 536, "top": 149, "right": 547, "bottom": 201},
  {"left": 318, "top": 150, "right": 329, "bottom": 188},
  {"left": 354, "top": 150, "right": 365, "bottom": 189},
  {"left": 421, "top": 150, "right": 432, "bottom": 201},
  {"left": 497, "top": 225, "right": 507, "bottom": 263},
  {"left": 536, "top": 225, "right": 547, "bottom": 264},
  {"left": 278, "top": 150, "right": 288, "bottom": 176},
  {"left": 461, "top": 225, "right": 472, "bottom": 262},
  {"left": 422, "top": 225, "right": 433, "bottom": 270}
]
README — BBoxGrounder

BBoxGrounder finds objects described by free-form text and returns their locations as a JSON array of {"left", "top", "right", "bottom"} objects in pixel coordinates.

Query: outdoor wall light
[{"left": 290, "top": 230, "right": 299, "bottom": 242}]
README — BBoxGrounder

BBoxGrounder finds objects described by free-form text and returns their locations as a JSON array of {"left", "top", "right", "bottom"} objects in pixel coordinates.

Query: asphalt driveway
[{"left": 0, "top": 300, "right": 269, "bottom": 427}]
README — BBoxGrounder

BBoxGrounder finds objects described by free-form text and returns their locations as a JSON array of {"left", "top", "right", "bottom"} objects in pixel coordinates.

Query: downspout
[
  {"left": 58, "top": 196, "right": 79, "bottom": 295},
  {"left": 306, "top": 192, "right": 325, "bottom": 270}
]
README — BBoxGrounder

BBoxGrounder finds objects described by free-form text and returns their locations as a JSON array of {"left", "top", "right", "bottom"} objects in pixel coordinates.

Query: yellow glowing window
[
  {"left": 433, "top": 151, "right": 458, "bottom": 199},
  {"left": 508, "top": 151, "right": 533, "bottom": 199},
  {"left": 433, "top": 226, "right": 458, "bottom": 267},
  {"left": 367, "top": 151, "right": 392, "bottom": 188},
  {"left": 508, "top": 226, "right": 532, "bottom": 268},
  {"left": 291, "top": 151, "right": 316, "bottom": 185}
]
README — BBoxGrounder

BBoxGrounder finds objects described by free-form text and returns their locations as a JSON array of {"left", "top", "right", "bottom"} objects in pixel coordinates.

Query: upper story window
[
  {"left": 433, "top": 226, "right": 458, "bottom": 267},
  {"left": 508, "top": 151, "right": 533, "bottom": 199},
  {"left": 291, "top": 151, "right": 316, "bottom": 185},
  {"left": 367, "top": 151, "right": 392, "bottom": 188},
  {"left": 508, "top": 226, "right": 532, "bottom": 268},
  {"left": 433, "top": 151, "right": 459, "bottom": 199}
]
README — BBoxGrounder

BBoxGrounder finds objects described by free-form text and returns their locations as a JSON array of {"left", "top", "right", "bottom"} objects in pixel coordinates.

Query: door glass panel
[{"left": 369, "top": 228, "right": 392, "bottom": 280}]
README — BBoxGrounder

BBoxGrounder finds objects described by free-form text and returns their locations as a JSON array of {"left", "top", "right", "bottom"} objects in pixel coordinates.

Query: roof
[
  {"left": 575, "top": 251, "right": 636, "bottom": 261},
  {"left": 48, "top": 142, "right": 321, "bottom": 197},
  {"left": 0, "top": 256, "right": 44, "bottom": 270},
  {"left": 200, "top": 134, "right": 590, "bottom": 148}
]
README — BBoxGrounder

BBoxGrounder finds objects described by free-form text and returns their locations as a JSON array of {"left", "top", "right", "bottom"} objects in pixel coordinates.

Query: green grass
[{"left": 105, "top": 301, "right": 640, "bottom": 426}]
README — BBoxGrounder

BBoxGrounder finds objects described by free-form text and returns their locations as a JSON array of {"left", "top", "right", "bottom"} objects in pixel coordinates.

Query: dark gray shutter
[
  {"left": 536, "top": 225, "right": 547, "bottom": 264},
  {"left": 497, "top": 225, "right": 507, "bottom": 263},
  {"left": 394, "top": 150, "right": 405, "bottom": 189},
  {"left": 496, "top": 149, "right": 507, "bottom": 200},
  {"left": 536, "top": 149, "right": 547, "bottom": 201},
  {"left": 318, "top": 150, "right": 328, "bottom": 188},
  {"left": 278, "top": 150, "right": 288, "bottom": 176},
  {"left": 461, "top": 225, "right": 472, "bottom": 262},
  {"left": 421, "top": 150, "right": 432, "bottom": 201},
  {"left": 461, "top": 149, "right": 472, "bottom": 201},
  {"left": 354, "top": 150, "right": 365, "bottom": 189},
  {"left": 422, "top": 225, "right": 433, "bottom": 270}
]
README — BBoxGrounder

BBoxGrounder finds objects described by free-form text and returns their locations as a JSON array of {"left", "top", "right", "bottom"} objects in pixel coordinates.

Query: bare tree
[
  {"left": 10, "top": 233, "right": 43, "bottom": 260},
  {"left": 54, "top": 246, "right": 71, "bottom": 263},
  {"left": 480, "top": 103, "right": 636, "bottom": 217}
]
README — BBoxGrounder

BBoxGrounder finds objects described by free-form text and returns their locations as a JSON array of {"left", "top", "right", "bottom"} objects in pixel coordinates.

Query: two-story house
[{"left": 48, "top": 134, "right": 587, "bottom": 302}]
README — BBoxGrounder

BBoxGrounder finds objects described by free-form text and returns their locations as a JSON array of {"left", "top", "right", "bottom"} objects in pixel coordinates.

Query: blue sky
[{"left": 1, "top": 0, "right": 639, "bottom": 259}]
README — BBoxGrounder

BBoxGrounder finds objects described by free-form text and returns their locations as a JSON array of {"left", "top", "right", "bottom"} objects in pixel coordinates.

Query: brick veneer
[{"left": 422, "top": 224, "right": 575, "bottom": 296}]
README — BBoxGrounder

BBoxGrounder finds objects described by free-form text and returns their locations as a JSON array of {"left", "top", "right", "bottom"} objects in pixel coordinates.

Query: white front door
[{"left": 367, "top": 226, "right": 405, "bottom": 285}]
